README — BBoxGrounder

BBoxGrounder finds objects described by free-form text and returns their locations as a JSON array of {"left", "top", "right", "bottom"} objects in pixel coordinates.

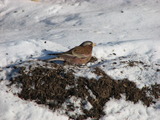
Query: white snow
[
  {"left": 0, "top": 0, "right": 160, "bottom": 119},
  {"left": 0, "top": 39, "right": 67, "bottom": 67},
  {"left": 101, "top": 96, "right": 160, "bottom": 120},
  {"left": 93, "top": 39, "right": 160, "bottom": 88},
  {"left": 62, "top": 96, "right": 84, "bottom": 117},
  {"left": 0, "top": 82, "right": 68, "bottom": 120}
]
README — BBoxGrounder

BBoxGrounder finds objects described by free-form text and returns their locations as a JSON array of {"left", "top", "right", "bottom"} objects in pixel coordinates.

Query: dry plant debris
[{"left": 7, "top": 61, "right": 160, "bottom": 120}]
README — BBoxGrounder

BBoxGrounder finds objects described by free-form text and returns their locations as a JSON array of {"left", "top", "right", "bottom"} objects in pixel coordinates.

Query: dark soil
[{"left": 7, "top": 60, "right": 160, "bottom": 120}]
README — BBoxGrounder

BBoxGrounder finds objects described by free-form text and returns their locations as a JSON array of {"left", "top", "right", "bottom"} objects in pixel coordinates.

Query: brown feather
[{"left": 46, "top": 41, "right": 95, "bottom": 65}]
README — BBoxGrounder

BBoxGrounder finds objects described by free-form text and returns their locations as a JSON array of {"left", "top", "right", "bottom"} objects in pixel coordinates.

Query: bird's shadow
[
  {"left": 37, "top": 49, "right": 62, "bottom": 60},
  {"left": 36, "top": 49, "right": 64, "bottom": 64}
]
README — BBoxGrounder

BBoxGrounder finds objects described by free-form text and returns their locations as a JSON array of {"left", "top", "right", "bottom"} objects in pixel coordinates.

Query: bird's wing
[
  {"left": 58, "top": 46, "right": 86, "bottom": 58},
  {"left": 49, "top": 46, "right": 91, "bottom": 58},
  {"left": 71, "top": 46, "right": 91, "bottom": 58}
]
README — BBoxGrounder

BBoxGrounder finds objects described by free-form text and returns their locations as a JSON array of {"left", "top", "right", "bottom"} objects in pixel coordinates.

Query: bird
[{"left": 46, "top": 41, "right": 96, "bottom": 65}]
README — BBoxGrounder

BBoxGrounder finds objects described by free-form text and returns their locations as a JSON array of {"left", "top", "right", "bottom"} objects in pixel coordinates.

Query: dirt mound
[{"left": 8, "top": 61, "right": 160, "bottom": 120}]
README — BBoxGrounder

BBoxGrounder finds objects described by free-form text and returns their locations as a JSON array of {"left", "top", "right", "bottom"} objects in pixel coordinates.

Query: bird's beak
[{"left": 92, "top": 43, "right": 96, "bottom": 47}]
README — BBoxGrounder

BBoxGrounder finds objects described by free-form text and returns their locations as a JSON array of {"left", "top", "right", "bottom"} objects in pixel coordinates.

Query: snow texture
[{"left": 0, "top": 0, "right": 160, "bottom": 119}]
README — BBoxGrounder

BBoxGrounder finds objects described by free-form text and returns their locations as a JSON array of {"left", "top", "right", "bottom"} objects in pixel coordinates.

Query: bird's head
[{"left": 80, "top": 41, "right": 96, "bottom": 47}]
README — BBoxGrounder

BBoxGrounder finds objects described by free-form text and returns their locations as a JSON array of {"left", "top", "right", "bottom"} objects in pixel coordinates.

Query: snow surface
[
  {"left": 101, "top": 96, "right": 160, "bottom": 120},
  {"left": 0, "top": 0, "right": 160, "bottom": 120}
]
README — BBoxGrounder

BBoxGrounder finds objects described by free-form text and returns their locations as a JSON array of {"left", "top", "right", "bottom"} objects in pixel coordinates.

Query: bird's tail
[
  {"left": 45, "top": 57, "right": 64, "bottom": 62},
  {"left": 48, "top": 53, "right": 63, "bottom": 56}
]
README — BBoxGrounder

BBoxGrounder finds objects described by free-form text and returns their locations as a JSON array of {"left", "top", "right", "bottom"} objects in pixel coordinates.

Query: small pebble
[{"left": 121, "top": 10, "right": 124, "bottom": 13}]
